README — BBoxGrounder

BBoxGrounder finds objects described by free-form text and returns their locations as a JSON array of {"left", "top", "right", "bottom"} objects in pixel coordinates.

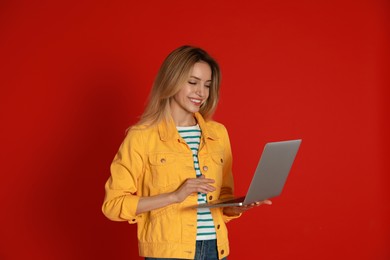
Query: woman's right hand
[
  {"left": 135, "top": 175, "right": 215, "bottom": 215},
  {"left": 172, "top": 175, "right": 215, "bottom": 203}
]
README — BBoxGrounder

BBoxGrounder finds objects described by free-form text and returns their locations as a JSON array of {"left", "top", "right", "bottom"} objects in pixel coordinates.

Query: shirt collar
[{"left": 158, "top": 112, "right": 218, "bottom": 142}]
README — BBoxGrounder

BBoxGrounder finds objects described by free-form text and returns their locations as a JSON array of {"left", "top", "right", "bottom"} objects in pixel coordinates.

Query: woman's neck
[{"left": 172, "top": 114, "right": 197, "bottom": 127}]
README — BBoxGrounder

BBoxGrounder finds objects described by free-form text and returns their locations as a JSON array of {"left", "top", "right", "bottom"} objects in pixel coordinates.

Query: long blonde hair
[{"left": 137, "top": 45, "right": 221, "bottom": 126}]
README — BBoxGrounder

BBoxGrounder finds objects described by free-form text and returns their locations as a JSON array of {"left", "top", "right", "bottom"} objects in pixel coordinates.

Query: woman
[{"left": 102, "top": 46, "right": 271, "bottom": 260}]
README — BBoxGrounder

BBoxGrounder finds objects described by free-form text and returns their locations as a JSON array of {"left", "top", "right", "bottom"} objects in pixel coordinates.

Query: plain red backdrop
[{"left": 0, "top": 0, "right": 389, "bottom": 259}]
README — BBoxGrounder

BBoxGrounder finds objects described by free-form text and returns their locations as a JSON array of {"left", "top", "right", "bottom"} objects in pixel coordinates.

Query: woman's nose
[{"left": 196, "top": 85, "right": 205, "bottom": 97}]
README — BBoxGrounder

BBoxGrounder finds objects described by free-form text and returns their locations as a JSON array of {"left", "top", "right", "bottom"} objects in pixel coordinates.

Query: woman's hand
[
  {"left": 135, "top": 175, "right": 215, "bottom": 215},
  {"left": 172, "top": 175, "right": 215, "bottom": 203},
  {"left": 223, "top": 200, "right": 272, "bottom": 216}
]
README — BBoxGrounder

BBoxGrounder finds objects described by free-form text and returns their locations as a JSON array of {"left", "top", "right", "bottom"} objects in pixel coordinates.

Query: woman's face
[{"left": 170, "top": 62, "right": 212, "bottom": 125}]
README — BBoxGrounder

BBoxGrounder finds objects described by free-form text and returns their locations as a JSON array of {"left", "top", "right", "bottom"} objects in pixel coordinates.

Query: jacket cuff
[
  {"left": 222, "top": 210, "right": 242, "bottom": 223},
  {"left": 120, "top": 195, "right": 141, "bottom": 223}
]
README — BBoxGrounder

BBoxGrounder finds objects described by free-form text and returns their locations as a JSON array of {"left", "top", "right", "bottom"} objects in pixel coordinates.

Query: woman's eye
[
  {"left": 205, "top": 84, "right": 211, "bottom": 88},
  {"left": 188, "top": 81, "right": 197, "bottom": 85}
]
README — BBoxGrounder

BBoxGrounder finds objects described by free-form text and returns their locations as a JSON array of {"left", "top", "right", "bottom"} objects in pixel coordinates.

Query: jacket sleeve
[
  {"left": 102, "top": 129, "right": 144, "bottom": 223},
  {"left": 219, "top": 125, "right": 242, "bottom": 222}
]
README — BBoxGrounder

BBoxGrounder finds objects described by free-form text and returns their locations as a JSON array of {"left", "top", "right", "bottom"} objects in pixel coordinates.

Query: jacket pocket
[
  {"left": 199, "top": 152, "right": 224, "bottom": 189},
  {"left": 210, "top": 152, "right": 224, "bottom": 167},
  {"left": 148, "top": 153, "right": 180, "bottom": 189}
]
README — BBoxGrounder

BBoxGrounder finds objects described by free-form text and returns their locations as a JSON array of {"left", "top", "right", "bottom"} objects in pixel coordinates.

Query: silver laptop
[{"left": 197, "top": 139, "right": 302, "bottom": 208}]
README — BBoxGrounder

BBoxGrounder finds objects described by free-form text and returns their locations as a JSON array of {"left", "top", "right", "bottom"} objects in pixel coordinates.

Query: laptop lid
[
  {"left": 197, "top": 139, "right": 301, "bottom": 208},
  {"left": 243, "top": 139, "right": 301, "bottom": 204}
]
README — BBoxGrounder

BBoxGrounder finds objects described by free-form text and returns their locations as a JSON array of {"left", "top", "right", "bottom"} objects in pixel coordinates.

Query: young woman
[{"left": 102, "top": 46, "right": 271, "bottom": 260}]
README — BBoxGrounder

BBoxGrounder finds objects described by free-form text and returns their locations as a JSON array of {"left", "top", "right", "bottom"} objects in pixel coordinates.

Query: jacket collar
[{"left": 158, "top": 112, "right": 218, "bottom": 142}]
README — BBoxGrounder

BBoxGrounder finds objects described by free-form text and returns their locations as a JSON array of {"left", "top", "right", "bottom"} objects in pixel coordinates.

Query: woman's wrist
[{"left": 168, "top": 191, "right": 179, "bottom": 204}]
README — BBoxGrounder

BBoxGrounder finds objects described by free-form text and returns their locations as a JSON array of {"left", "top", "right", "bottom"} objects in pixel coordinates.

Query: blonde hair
[{"left": 137, "top": 45, "right": 221, "bottom": 126}]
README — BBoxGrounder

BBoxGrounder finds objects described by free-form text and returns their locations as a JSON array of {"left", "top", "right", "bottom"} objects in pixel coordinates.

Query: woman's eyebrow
[{"left": 189, "top": 76, "right": 212, "bottom": 82}]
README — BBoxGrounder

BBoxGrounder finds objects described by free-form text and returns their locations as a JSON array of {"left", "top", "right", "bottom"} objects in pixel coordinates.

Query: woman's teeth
[{"left": 190, "top": 99, "right": 201, "bottom": 104}]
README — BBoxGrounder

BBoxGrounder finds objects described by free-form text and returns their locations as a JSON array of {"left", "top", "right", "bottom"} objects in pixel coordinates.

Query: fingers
[
  {"left": 174, "top": 177, "right": 216, "bottom": 202},
  {"left": 186, "top": 177, "right": 215, "bottom": 193},
  {"left": 242, "top": 200, "right": 273, "bottom": 210},
  {"left": 251, "top": 200, "right": 272, "bottom": 206},
  {"left": 225, "top": 199, "right": 273, "bottom": 215},
  {"left": 197, "top": 174, "right": 214, "bottom": 183},
  {"left": 224, "top": 206, "right": 249, "bottom": 216}
]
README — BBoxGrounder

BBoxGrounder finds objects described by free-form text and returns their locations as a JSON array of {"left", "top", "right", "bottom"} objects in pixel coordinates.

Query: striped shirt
[{"left": 177, "top": 124, "right": 217, "bottom": 241}]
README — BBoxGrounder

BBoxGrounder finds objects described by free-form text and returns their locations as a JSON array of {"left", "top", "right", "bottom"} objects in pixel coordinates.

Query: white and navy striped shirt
[{"left": 177, "top": 124, "right": 217, "bottom": 241}]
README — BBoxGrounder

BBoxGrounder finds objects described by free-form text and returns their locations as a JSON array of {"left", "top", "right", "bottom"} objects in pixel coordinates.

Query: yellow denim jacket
[{"left": 102, "top": 113, "right": 238, "bottom": 259}]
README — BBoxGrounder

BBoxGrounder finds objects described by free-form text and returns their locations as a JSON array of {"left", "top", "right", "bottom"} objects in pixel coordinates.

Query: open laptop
[{"left": 197, "top": 139, "right": 302, "bottom": 208}]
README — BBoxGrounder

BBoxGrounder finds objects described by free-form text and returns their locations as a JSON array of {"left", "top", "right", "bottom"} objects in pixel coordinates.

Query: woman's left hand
[{"left": 223, "top": 200, "right": 272, "bottom": 216}]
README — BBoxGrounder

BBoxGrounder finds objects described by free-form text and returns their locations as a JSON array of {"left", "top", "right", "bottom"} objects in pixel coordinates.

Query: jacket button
[
  {"left": 221, "top": 249, "right": 225, "bottom": 255},
  {"left": 203, "top": 166, "right": 208, "bottom": 171},
  {"left": 220, "top": 158, "right": 223, "bottom": 163},
  {"left": 217, "top": 224, "right": 220, "bottom": 229},
  {"left": 160, "top": 158, "right": 166, "bottom": 164},
  {"left": 209, "top": 195, "right": 213, "bottom": 200}
]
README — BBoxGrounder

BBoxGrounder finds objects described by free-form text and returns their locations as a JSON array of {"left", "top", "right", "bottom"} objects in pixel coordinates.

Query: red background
[{"left": 1, "top": 0, "right": 389, "bottom": 259}]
